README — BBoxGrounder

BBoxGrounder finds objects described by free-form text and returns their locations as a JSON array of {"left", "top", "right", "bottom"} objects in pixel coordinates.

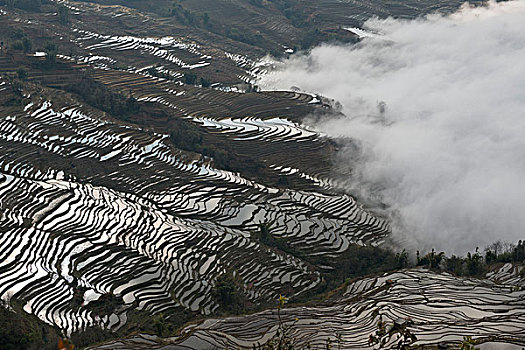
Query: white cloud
[{"left": 259, "top": 1, "right": 525, "bottom": 254}]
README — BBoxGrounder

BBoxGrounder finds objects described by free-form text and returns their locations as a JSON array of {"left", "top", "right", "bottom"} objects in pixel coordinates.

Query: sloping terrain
[
  {"left": 0, "top": 69, "right": 388, "bottom": 337},
  {"left": 89, "top": 265, "right": 525, "bottom": 349},
  {"left": 0, "top": 0, "right": 522, "bottom": 349},
  {"left": 0, "top": 0, "right": 390, "bottom": 345}
]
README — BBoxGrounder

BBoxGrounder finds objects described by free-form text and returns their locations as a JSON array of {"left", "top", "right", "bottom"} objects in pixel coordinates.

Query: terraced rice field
[
  {"left": 2, "top": 1, "right": 522, "bottom": 347},
  {"left": 310, "top": 0, "right": 486, "bottom": 28},
  {"left": 89, "top": 266, "right": 525, "bottom": 349},
  {"left": 0, "top": 4, "right": 391, "bottom": 335},
  {"left": 73, "top": 29, "right": 212, "bottom": 71},
  {"left": 0, "top": 71, "right": 389, "bottom": 336}
]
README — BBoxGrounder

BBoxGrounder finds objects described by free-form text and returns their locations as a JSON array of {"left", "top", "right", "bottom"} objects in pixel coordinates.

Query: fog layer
[{"left": 260, "top": 1, "right": 525, "bottom": 254}]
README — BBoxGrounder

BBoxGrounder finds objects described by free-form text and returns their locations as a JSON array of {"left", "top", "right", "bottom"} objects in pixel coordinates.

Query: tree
[
  {"left": 11, "top": 0, "right": 42, "bottom": 12},
  {"left": 152, "top": 314, "right": 168, "bottom": 337},
  {"left": 57, "top": 4, "right": 70, "bottom": 24},
  {"left": 258, "top": 223, "right": 274, "bottom": 246},
  {"left": 395, "top": 249, "right": 408, "bottom": 269},
  {"left": 368, "top": 316, "right": 417, "bottom": 349},
  {"left": 466, "top": 249, "right": 483, "bottom": 276},
  {"left": 16, "top": 67, "right": 27, "bottom": 80},
  {"left": 44, "top": 42, "right": 57, "bottom": 66},
  {"left": 445, "top": 255, "right": 465, "bottom": 276},
  {"left": 184, "top": 72, "right": 197, "bottom": 85},
  {"left": 460, "top": 336, "right": 480, "bottom": 350},
  {"left": 514, "top": 240, "right": 525, "bottom": 261},
  {"left": 22, "top": 37, "right": 32, "bottom": 53},
  {"left": 211, "top": 273, "right": 247, "bottom": 314},
  {"left": 487, "top": 241, "right": 503, "bottom": 257},
  {"left": 200, "top": 77, "right": 211, "bottom": 88},
  {"left": 417, "top": 248, "right": 445, "bottom": 269}
]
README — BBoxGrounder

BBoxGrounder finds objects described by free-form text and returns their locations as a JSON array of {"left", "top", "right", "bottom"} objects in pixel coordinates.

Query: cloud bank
[{"left": 259, "top": 1, "right": 525, "bottom": 254}]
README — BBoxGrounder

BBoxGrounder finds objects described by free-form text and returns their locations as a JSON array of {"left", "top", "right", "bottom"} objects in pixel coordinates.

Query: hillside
[
  {"left": 89, "top": 264, "right": 525, "bottom": 349},
  {"left": 0, "top": 0, "right": 523, "bottom": 349}
]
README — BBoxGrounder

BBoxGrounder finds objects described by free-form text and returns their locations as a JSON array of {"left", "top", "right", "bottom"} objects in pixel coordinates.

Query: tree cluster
[
  {"left": 0, "top": 300, "right": 59, "bottom": 350},
  {"left": 9, "top": 29, "right": 32, "bottom": 53},
  {"left": 2, "top": 0, "right": 42, "bottom": 11},
  {"left": 169, "top": 4, "right": 198, "bottom": 26},
  {"left": 211, "top": 272, "right": 250, "bottom": 315},
  {"left": 269, "top": 0, "right": 309, "bottom": 28},
  {"left": 57, "top": 4, "right": 70, "bottom": 24},
  {"left": 485, "top": 240, "right": 525, "bottom": 264},
  {"left": 65, "top": 76, "right": 140, "bottom": 118},
  {"left": 416, "top": 239, "right": 525, "bottom": 277}
]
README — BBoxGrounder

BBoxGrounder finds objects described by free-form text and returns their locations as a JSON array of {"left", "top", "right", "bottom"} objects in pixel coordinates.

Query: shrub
[{"left": 16, "top": 67, "right": 27, "bottom": 80}]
